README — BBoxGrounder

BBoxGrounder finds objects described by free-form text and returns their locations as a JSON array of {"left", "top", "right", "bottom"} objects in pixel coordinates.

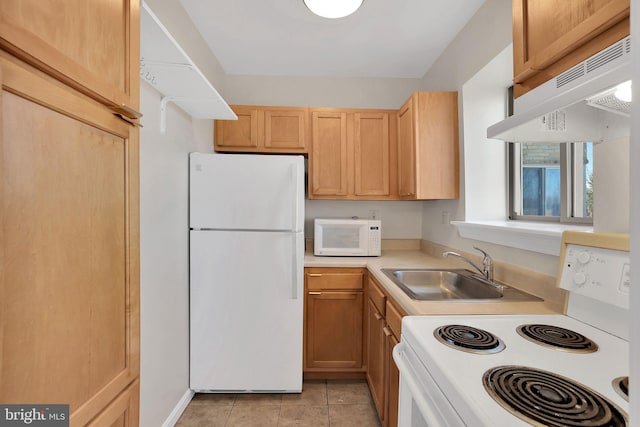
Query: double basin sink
[{"left": 381, "top": 268, "right": 541, "bottom": 302}]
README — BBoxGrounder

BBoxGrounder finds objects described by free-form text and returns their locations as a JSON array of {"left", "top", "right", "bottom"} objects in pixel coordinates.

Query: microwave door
[{"left": 315, "top": 222, "right": 368, "bottom": 256}]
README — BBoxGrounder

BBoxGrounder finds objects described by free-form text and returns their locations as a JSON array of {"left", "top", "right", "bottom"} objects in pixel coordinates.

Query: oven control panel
[{"left": 559, "top": 244, "right": 630, "bottom": 308}]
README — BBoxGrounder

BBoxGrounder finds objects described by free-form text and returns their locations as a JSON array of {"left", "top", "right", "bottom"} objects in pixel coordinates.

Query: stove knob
[
  {"left": 573, "top": 272, "right": 587, "bottom": 286},
  {"left": 577, "top": 251, "right": 590, "bottom": 264}
]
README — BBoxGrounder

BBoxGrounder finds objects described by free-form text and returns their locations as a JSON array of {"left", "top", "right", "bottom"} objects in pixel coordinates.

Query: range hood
[{"left": 488, "top": 37, "right": 631, "bottom": 143}]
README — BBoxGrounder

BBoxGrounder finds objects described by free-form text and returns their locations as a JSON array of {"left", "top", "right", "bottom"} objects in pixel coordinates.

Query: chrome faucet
[{"left": 443, "top": 246, "right": 494, "bottom": 283}]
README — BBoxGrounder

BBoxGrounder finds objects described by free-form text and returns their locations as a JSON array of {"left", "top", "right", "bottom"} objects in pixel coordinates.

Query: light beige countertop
[{"left": 305, "top": 249, "right": 565, "bottom": 316}]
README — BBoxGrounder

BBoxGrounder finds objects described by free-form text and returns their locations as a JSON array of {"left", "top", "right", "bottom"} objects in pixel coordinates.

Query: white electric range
[{"left": 394, "top": 232, "right": 630, "bottom": 426}]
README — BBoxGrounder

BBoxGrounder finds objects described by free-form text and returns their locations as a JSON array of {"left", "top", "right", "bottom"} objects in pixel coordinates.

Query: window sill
[{"left": 451, "top": 220, "right": 593, "bottom": 256}]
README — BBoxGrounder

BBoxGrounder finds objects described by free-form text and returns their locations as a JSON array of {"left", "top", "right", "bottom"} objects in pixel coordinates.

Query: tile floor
[{"left": 176, "top": 379, "right": 382, "bottom": 427}]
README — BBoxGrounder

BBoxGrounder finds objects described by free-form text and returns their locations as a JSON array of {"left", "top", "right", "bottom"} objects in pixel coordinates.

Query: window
[
  {"left": 506, "top": 86, "right": 593, "bottom": 224},
  {"left": 509, "top": 142, "right": 593, "bottom": 223}
]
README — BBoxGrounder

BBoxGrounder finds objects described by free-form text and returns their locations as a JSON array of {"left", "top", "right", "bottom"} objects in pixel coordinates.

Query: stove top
[
  {"left": 516, "top": 323, "right": 599, "bottom": 353},
  {"left": 402, "top": 314, "right": 629, "bottom": 426},
  {"left": 433, "top": 324, "right": 505, "bottom": 354},
  {"left": 484, "top": 365, "right": 627, "bottom": 426}
]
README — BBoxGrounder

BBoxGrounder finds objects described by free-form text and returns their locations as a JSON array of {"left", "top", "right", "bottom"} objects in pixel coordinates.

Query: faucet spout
[{"left": 442, "top": 246, "right": 494, "bottom": 282}]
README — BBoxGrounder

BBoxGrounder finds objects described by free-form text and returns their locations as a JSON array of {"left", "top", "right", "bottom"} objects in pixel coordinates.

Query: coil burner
[
  {"left": 612, "top": 376, "right": 629, "bottom": 402},
  {"left": 434, "top": 324, "right": 505, "bottom": 354},
  {"left": 517, "top": 324, "right": 598, "bottom": 353},
  {"left": 483, "top": 366, "right": 628, "bottom": 426}
]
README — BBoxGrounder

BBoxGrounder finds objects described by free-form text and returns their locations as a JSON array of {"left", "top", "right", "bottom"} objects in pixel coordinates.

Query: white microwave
[{"left": 314, "top": 218, "right": 381, "bottom": 256}]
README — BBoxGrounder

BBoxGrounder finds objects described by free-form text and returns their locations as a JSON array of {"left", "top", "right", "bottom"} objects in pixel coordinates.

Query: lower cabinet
[
  {"left": 383, "top": 302, "right": 403, "bottom": 427},
  {"left": 366, "top": 276, "right": 405, "bottom": 426},
  {"left": 304, "top": 268, "right": 366, "bottom": 376},
  {"left": 366, "top": 285, "right": 387, "bottom": 420}
]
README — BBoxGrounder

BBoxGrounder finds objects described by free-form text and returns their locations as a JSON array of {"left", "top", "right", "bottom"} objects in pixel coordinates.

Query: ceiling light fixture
[{"left": 303, "top": 0, "right": 364, "bottom": 19}]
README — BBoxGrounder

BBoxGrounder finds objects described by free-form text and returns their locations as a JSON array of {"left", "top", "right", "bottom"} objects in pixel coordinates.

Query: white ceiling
[{"left": 179, "top": 0, "right": 486, "bottom": 79}]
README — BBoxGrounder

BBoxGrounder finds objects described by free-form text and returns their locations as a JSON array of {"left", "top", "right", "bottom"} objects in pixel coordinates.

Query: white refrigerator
[{"left": 189, "top": 152, "right": 304, "bottom": 392}]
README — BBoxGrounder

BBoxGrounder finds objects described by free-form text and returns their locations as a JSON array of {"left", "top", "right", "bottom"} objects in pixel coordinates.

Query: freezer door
[
  {"left": 190, "top": 229, "right": 303, "bottom": 392},
  {"left": 189, "top": 153, "right": 304, "bottom": 231}
]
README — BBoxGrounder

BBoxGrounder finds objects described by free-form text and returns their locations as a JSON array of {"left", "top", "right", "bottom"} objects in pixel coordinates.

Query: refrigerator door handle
[
  {"left": 291, "top": 163, "right": 300, "bottom": 232},
  {"left": 292, "top": 234, "right": 299, "bottom": 300}
]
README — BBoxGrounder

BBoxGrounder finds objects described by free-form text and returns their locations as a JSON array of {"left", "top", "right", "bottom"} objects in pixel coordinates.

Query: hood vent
[{"left": 488, "top": 36, "right": 631, "bottom": 143}]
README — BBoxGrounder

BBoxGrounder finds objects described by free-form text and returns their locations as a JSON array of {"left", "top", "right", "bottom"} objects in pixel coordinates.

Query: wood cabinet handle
[
  {"left": 374, "top": 312, "right": 383, "bottom": 321},
  {"left": 308, "top": 292, "right": 322, "bottom": 295},
  {"left": 383, "top": 326, "right": 393, "bottom": 337},
  {"left": 308, "top": 273, "right": 323, "bottom": 277}
]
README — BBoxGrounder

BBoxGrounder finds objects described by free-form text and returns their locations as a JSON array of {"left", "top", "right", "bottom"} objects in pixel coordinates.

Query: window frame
[{"left": 506, "top": 88, "right": 593, "bottom": 225}]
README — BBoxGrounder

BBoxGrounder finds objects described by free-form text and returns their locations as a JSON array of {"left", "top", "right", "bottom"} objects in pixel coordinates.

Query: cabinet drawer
[
  {"left": 367, "top": 277, "right": 386, "bottom": 316},
  {"left": 385, "top": 301, "right": 404, "bottom": 338},
  {"left": 306, "top": 269, "right": 365, "bottom": 290}
]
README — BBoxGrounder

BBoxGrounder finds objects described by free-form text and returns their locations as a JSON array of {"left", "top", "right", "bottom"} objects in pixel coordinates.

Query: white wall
[
  {"left": 139, "top": 81, "right": 213, "bottom": 426},
  {"left": 305, "top": 200, "right": 423, "bottom": 239},
  {"left": 593, "top": 136, "right": 630, "bottom": 233},
  {"left": 416, "top": 0, "right": 567, "bottom": 274},
  {"left": 225, "top": 75, "right": 422, "bottom": 109}
]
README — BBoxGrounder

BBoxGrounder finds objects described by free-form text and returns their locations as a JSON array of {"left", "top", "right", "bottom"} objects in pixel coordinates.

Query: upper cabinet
[
  {"left": 215, "top": 105, "right": 309, "bottom": 154},
  {"left": 397, "top": 92, "right": 459, "bottom": 200},
  {"left": 0, "top": 0, "right": 141, "bottom": 117},
  {"left": 308, "top": 108, "right": 398, "bottom": 200},
  {"left": 512, "top": 0, "right": 630, "bottom": 98}
]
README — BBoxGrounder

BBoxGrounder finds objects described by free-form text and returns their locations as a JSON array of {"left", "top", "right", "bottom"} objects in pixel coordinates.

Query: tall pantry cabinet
[{"left": 0, "top": 2, "right": 141, "bottom": 426}]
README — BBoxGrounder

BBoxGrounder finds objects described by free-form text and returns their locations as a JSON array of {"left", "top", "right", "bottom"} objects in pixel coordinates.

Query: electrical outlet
[
  {"left": 370, "top": 210, "right": 379, "bottom": 220},
  {"left": 442, "top": 211, "right": 450, "bottom": 225}
]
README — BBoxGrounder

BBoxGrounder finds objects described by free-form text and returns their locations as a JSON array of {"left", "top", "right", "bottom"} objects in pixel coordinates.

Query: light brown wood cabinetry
[
  {"left": 366, "top": 279, "right": 387, "bottom": 421},
  {"left": 366, "top": 276, "right": 405, "bottom": 426},
  {"left": 1, "top": 2, "right": 140, "bottom": 424},
  {"left": 304, "top": 268, "right": 366, "bottom": 377},
  {"left": 512, "top": 0, "right": 630, "bottom": 98},
  {"left": 309, "top": 109, "right": 398, "bottom": 200},
  {"left": 397, "top": 92, "right": 459, "bottom": 200},
  {"left": 215, "top": 105, "right": 309, "bottom": 153},
  {"left": 0, "top": 0, "right": 141, "bottom": 115},
  {"left": 383, "top": 301, "right": 403, "bottom": 427},
  {"left": 310, "top": 110, "right": 348, "bottom": 196}
]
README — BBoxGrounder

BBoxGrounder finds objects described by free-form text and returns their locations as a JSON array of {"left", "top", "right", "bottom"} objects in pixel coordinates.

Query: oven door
[{"left": 393, "top": 341, "right": 466, "bottom": 427}]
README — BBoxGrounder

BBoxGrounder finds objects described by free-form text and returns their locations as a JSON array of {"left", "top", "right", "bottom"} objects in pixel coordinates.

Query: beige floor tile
[
  {"left": 326, "top": 380, "right": 373, "bottom": 405},
  {"left": 281, "top": 381, "right": 327, "bottom": 406},
  {"left": 328, "top": 403, "right": 382, "bottom": 427},
  {"left": 190, "top": 393, "right": 237, "bottom": 406},
  {"left": 176, "top": 404, "right": 232, "bottom": 427},
  {"left": 225, "top": 405, "right": 280, "bottom": 427},
  {"left": 234, "top": 393, "right": 283, "bottom": 406},
  {"left": 278, "top": 405, "right": 329, "bottom": 426}
]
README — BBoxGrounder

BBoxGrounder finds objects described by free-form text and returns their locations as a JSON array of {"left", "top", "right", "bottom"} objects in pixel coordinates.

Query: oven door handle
[{"left": 393, "top": 343, "right": 448, "bottom": 427}]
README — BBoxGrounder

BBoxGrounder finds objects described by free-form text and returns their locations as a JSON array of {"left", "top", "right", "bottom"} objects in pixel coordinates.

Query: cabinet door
[
  {"left": 354, "top": 113, "right": 390, "bottom": 196},
  {"left": 366, "top": 298, "right": 386, "bottom": 420},
  {"left": 310, "top": 111, "right": 348, "bottom": 196},
  {"left": 305, "top": 291, "right": 363, "bottom": 369},
  {"left": 397, "top": 98, "right": 416, "bottom": 198},
  {"left": 0, "top": 56, "right": 139, "bottom": 426},
  {"left": 384, "top": 333, "right": 400, "bottom": 427},
  {"left": 215, "top": 106, "right": 259, "bottom": 150},
  {"left": 0, "top": 0, "right": 140, "bottom": 111},
  {"left": 264, "top": 108, "right": 308, "bottom": 152},
  {"left": 87, "top": 381, "right": 140, "bottom": 427},
  {"left": 414, "top": 92, "right": 459, "bottom": 200},
  {"left": 513, "top": 0, "right": 630, "bottom": 97}
]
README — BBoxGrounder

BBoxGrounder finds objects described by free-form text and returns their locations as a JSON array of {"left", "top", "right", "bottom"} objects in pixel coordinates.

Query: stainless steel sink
[{"left": 381, "top": 268, "right": 542, "bottom": 302}]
